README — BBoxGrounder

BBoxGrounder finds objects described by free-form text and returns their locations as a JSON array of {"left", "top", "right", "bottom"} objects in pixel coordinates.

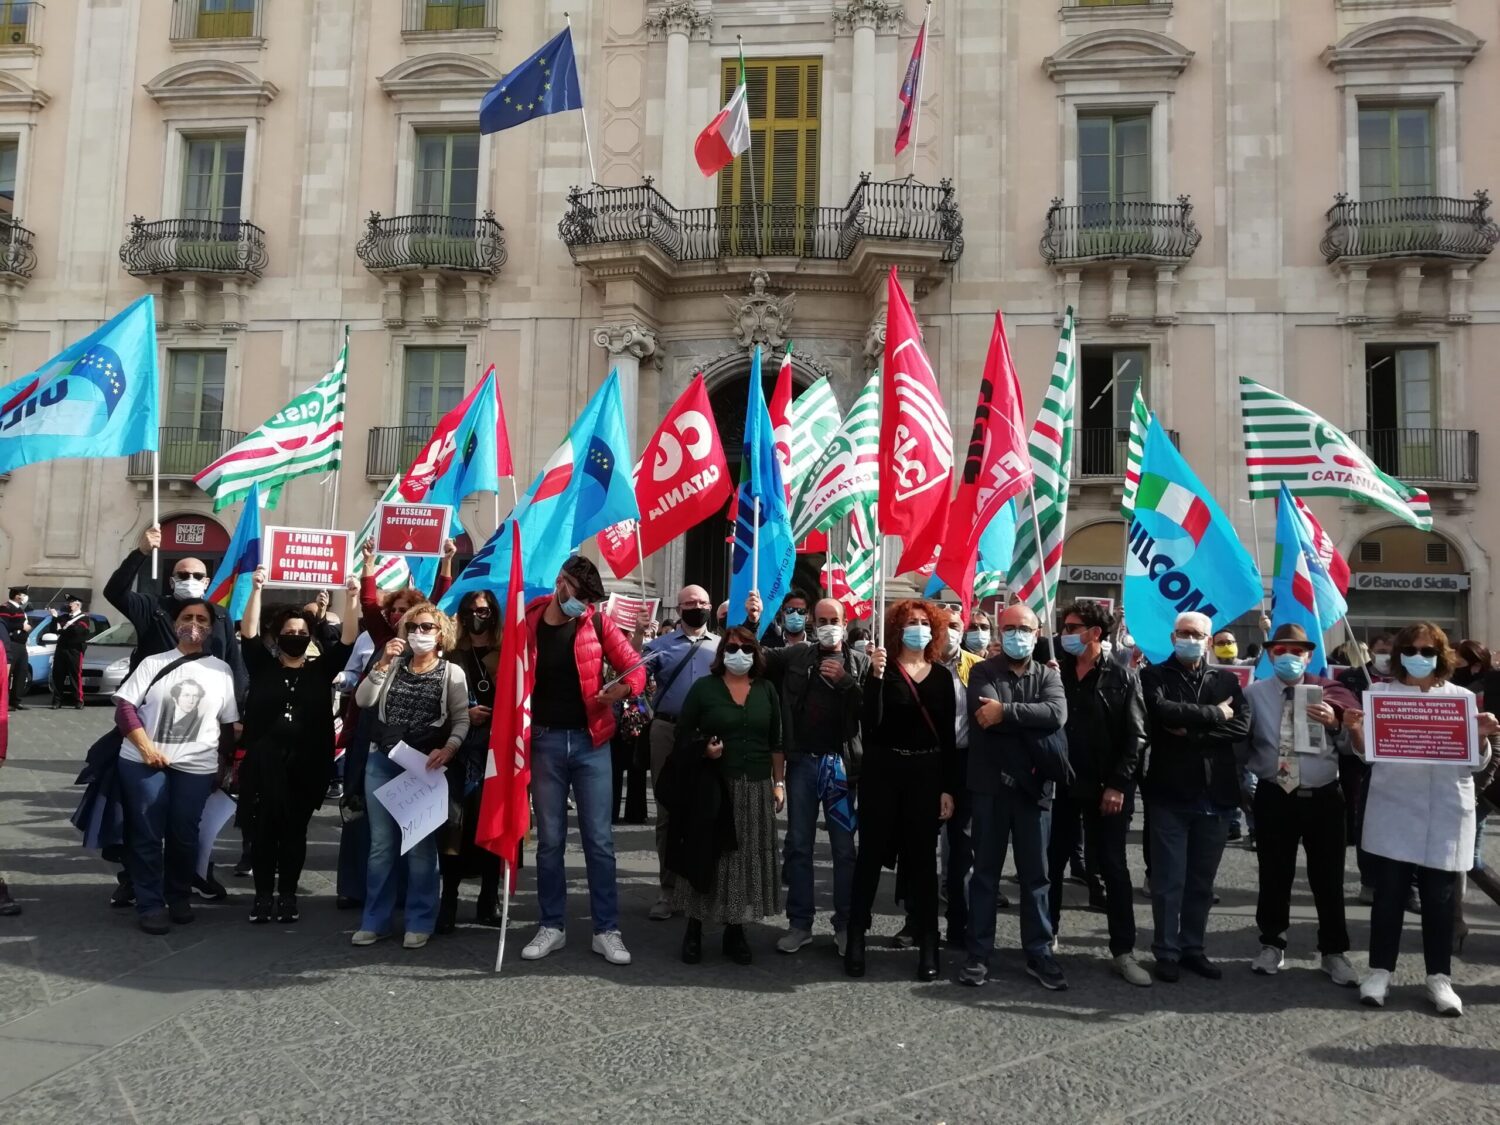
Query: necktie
[{"left": 1275, "top": 686, "right": 1299, "bottom": 794}]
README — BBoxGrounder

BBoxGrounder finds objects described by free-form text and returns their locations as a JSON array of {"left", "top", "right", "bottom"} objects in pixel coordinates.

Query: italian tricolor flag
[
  {"left": 1137, "top": 472, "right": 1211, "bottom": 544},
  {"left": 695, "top": 56, "right": 751, "bottom": 177}
]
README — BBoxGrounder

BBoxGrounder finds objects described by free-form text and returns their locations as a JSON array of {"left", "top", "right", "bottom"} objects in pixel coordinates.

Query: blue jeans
[
  {"left": 968, "top": 787, "right": 1053, "bottom": 963},
  {"left": 1149, "top": 800, "right": 1230, "bottom": 962},
  {"left": 532, "top": 727, "right": 619, "bottom": 933},
  {"left": 362, "top": 751, "right": 441, "bottom": 936},
  {"left": 782, "top": 754, "right": 856, "bottom": 932},
  {"left": 117, "top": 759, "right": 217, "bottom": 916}
]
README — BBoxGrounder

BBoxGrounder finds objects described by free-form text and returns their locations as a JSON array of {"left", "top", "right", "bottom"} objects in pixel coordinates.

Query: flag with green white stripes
[
  {"left": 1119, "top": 385, "right": 1153, "bottom": 521},
  {"left": 790, "top": 373, "right": 879, "bottom": 542},
  {"left": 786, "top": 376, "right": 840, "bottom": 494}
]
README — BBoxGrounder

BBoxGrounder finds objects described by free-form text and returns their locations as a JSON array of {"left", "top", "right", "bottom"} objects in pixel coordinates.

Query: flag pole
[
  {"left": 1024, "top": 483, "right": 1052, "bottom": 635},
  {"left": 495, "top": 859, "right": 511, "bottom": 973},
  {"left": 152, "top": 450, "right": 160, "bottom": 580},
  {"left": 565, "top": 13, "right": 599, "bottom": 184},
  {"left": 736, "top": 37, "right": 764, "bottom": 256},
  {"left": 636, "top": 531, "right": 649, "bottom": 607},
  {"left": 1341, "top": 616, "right": 1374, "bottom": 693},
  {"left": 751, "top": 496, "right": 761, "bottom": 597},
  {"left": 909, "top": 1, "right": 932, "bottom": 180}
]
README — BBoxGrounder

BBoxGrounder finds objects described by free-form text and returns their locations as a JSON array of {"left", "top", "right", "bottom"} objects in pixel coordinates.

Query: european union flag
[{"left": 480, "top": 27, "right": 583, "bottom": 135}]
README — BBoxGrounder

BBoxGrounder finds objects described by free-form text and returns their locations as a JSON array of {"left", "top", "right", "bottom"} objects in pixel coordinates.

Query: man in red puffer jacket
[{"left": 519, "top": 555, "right": 646, "bottom": 967}]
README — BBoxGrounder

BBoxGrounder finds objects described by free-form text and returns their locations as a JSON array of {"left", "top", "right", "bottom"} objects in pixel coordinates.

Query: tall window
[
  {"left": 717, "top": 58, "right": 821, "bottom": 254},
  {"left": 1366, "top": 343, "right": 1436, "bottom": 478},
  {"left": 1077, "top": 345, "right": 1147, "bottom": 476},
  {"left": 403, "top": 348, "right": 466, "bottom": 430},
  {"left": 1358, "top": 106, "right": 1433, "bottom": 199},
  {"left": 414, "top": 130, "right": 479, "bottom": 220},
  {"left": 0, "top": 1, "right": 33, "bottom": 43},
  {"left": 167, "top": 351, "right": 226, "bottom": 437},
  {"left": 196, "top": 0, "right": 255, "bottom": 39},
  {"left": 0, "top": 138, "right": 16, "bottom": 220},
  {"left": 181, "top": 135, "right": 245, "bottom": 224},
  {"left": 423, "top": 0, "right": 487, "bottom": 30},
  {"left": 1079, "top": 112, "right": 1150, "bottom": 208}
]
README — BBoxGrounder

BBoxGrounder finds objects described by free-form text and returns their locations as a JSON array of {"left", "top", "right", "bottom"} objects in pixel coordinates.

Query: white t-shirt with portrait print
[{"left": 115, "top": 651, "right": 240, "bottom": 774}]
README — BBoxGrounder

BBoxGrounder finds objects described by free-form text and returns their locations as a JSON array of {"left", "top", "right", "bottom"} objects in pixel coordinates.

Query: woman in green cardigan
[{"left": 671, "top": 625, "right": 785, "bottom": 964}]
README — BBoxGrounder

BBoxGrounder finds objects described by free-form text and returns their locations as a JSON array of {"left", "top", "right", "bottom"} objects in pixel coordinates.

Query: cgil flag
[
  {"left": 596, "top": 373, "right": 732, "bottom": 579},
  {"left": 1123, "top": 417, "right": 1263, "bottom": 664},
  {"left": 195, "top": 327, "right": 347, "bottom": 510},
  {"left": 728, "top": 347, "right": 795, "bottom": 639},
  {"left": 205, "top": 482, "right": 264, "bottom": 624},
  {"left": 440, "top": 372, "right": 637, "bottom": 613},
  {"left": 0, "top": 295, "right": 159, "bottom": 474},
  {"left": 1007, "top": 309, "right": 1079, "bottom": 621},
  {"left": 479, "top": 27, "right": 583, "bottom": 135},
  {"left": 1264, "top": 482, "right": 1349, "bottom": 677},
  {"left": 937, "top": 312, "right": 1033, "bottom": 615},
  {"left": 894, "top": 13, "right": 928, "bottom": 156},
  {"left": 791, "top": 372, "right": 879, "bottom": 542},
  {"left": 1240, "top": 376, "right": 1432, "bottom": 531},
  {"left": 1119, "top": 385, "right": 1153, "bottom": 521},
  {"left": 695, "top": 53, "right": 752, "bottom": 177},
  {"left": 475, "top": 520, "right": 533, "bottom": 875}
]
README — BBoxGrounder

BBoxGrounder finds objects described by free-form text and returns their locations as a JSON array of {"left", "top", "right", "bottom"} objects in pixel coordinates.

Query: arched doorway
[
  {"left": 137, "top": 513, "right": 231, "bottom": 597},
  {"left": 1058, "top": 521, "right": 1126, "bottom": 613},
  {"left": 1346, "top": 526, "right": 1468, "bottom": 640}
]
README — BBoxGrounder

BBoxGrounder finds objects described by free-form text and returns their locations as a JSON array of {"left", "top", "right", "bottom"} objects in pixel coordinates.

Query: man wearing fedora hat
[{"left": 1239, "top": 623, "right": 1361, "bottom": 985}]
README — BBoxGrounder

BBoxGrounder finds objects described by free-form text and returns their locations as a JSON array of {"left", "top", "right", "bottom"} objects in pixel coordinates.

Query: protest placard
[
  {"left": 605, "top": 593, "right": 660, "bottom": 633},
  {"left": 1361, "top": 690, "right": 1479, "bottom": 767},
  {"left": 262, "top": 527, "right": 351, "bottom": 589},
  {"left": 372, "top": 741, "right": 448, "bottom": 855},
  {"left": 375, "top": 502, "right": 452, "bottom": 558}
]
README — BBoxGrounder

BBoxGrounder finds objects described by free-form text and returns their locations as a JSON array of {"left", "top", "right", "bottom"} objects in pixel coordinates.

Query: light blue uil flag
[{"left": 0, "top": 295, "right": 160, "bottom": 474}]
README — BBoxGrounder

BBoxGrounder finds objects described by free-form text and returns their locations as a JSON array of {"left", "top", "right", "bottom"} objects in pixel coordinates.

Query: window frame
[
  {"left": 164, "top": 123, "right": 257, "bottom": 224},
  {"left": 1356, "top": 103, "right": 1435, "bottom": 200},
  {"left": 1061, "top": 98, "right": 1168, "bottom": 207},
  {"left": 166, "top": 348, "right": 228, "bottom": 437},
  {"left": 412, "top": 128, "right": 481, "bottom": 220},
  {"left": 401, "top": 346, "right": 469, "bottom": 431},
  {"left": 180, "top": 133, "right": 247, "bottom": 225},
  {"left": 394, "top": 116, "right": 492, "bottom": 217},
  {"left": 1345, "top": 91, "right": 1453, "bottom": 199},
  {"left": 1077, "top": 110, "right": 1152, "bottom": 207}
]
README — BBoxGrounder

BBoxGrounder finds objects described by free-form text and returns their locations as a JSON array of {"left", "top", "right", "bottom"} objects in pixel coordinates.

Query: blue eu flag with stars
[{"left": 480, "top": 28, "right": 583, "bottom": 135}]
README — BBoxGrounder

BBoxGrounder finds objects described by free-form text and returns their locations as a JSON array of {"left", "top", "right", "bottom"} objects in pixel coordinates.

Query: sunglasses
[
  {"left": 1269, "top": 645, "right": 1311, "bottom": 657},
  {"left": 1059, "top": 623, "right": 1090, "bottom": 634},
  {"left": 174, "top": 571, "right": 207, "bottom": 581},
  {"left": 407, "top": 622, "right": 440, "bottom": 635},
  {"left": 1400, "top": 645, "right": 1439, "bottom": 658},
  {"left": 722, "top": 643, "right": 754, "bottom": 655}
]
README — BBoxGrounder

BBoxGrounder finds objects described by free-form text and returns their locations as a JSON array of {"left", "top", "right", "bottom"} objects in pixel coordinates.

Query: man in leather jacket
[{"left": 1050, "top": 600, "right": 1150, "bottom": 986}]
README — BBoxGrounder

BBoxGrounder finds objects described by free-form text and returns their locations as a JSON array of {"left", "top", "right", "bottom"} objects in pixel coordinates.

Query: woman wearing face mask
[
  {"left": 112, "top": 600, "right": 240, "bottom": 935},
  {"left": 665, "top": 626, "right": 784, "bottom": 964},
  {"left": 846, "top": 600, "right": 956, "bottom": 981},
  {"left": 352, "top": 604, "right": 470, "bottom": 949},
  {"left": 1345, "top": 621, "right": 1498, "bottom": 1016},
  {"left": 437, "top": 590, "right": 504, "bottom": 931},
  {"left": 357, "top": 536, "right": 457, "bottom": 646},
  {"left": 964, "top": 613, "right": 992, "bottom": 657},
  {"left": 237, "top": 569, "right": 360, "bottom": 923}
]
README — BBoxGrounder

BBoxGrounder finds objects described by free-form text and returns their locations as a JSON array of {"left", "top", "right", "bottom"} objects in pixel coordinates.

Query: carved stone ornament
[
  {"left": 862, "top": 310, "right": 887, "bottom": 367},
  {"left": 833, "top": 0, "right": 902, "bottom": 34},
  {"left": 645, "top": 1, "right": 711, "bottom": 38},
  {"left": 725, "top": 269, "right": 796, "bottom": 350},
  {"left": 594, "top": 324, "right": 660, "bottom": 363}
]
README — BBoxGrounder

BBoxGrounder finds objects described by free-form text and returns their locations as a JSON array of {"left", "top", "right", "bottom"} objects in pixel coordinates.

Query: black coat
[
  {"left": 762, "top": 643, "right": 869, "bottom": 775},
  {"left": 1140, "top": 658, "right": 1252, "bottom": 809},
  {"left": 656, "top": 733, "right": 737, "bottom": 895},
  {"left": 1058, "top": 655, "right": 1148, "bottom": 800}
]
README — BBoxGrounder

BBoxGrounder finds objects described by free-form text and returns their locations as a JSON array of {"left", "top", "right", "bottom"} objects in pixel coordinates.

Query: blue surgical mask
[
  {"left": 1403, "top": 653, "right": 1438, "bottom": 680},
  {"left": 723, "top": 651, "right": 754, "bottom": 675},
  {"left": 902, "top": 624, "right": 931, "bottom": 652},
  {"left": 1174, "top": 637, "right": 1206, "bottom": 663},
  {"left": 964, "top": 629, "right": 989, "bottom": 653},
  {"left": 1002, "top": 629, "right": 1037, "bottom": 660},
  {"left": 1060, "top": 633, "right": 1086, "bottom": 657},
  {"left": 783, "top": 611, "right": 806, "bottom": 634},
  {"left": 560, "top": 596, "right": 587, "bottom": 619},
  {"left": 1272, "top": 653, "right": 1307, "bottom": 683}
]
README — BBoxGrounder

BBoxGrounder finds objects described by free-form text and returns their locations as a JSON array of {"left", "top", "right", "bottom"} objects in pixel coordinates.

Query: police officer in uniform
[
  {"left": 0, "top": 586, "right": 32, "bottom": 709},
  {"left": 47, "top": 594, "right": 94, "bottom": 709}
]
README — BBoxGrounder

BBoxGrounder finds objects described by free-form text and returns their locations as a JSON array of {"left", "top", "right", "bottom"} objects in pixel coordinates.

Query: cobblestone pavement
[{"left": 0, "top": 705, "right": 1497, "bottom": 1124}]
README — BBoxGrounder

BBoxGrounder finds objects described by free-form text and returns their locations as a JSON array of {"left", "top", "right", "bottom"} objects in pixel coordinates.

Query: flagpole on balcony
[
  {"left": 566, "top": 13, "right": 599, "bottom": 184},
  {"left": 737, "top": 37, "right": 764, "bottom": 256},
  {"left": 909, "top": 1, "right": 932, "bottom": 182}
]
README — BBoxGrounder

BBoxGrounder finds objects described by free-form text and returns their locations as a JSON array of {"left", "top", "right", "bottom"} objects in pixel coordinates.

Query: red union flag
[
  {"left": 937, "top": 312, "right": 1032, "bottom": 614},
  {"left": 597, "top": 373, "right": 732, "bottom": 578},
  {"left": 1288, "top": 495, "right": 1351, "bottom": 595},
  {"left": 878, "top": 267, "right": 953, "bottom": 574},
  {"left": 770, "top": 348, "right": 794, "bottom": 502},
  {"left": 477, "top": 521, "right": 533, "bottom": 873}
]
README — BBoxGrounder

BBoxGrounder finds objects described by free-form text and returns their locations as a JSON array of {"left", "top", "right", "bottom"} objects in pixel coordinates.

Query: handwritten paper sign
[
  {"left": 372, "top": 740, "right": 448, "bottom": 854},
  {"left": 1361, "top": 690, "right": 1479, "bottom": 767},
  {"left": 375, "top": 503, "right": 452, "bottom": 558},
  {"left": 262, "top": 526, "right": 352, "bottom": 589}
]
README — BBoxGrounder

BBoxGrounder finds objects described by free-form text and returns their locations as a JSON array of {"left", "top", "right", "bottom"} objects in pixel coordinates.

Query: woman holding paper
[
  {"left": 1346, "top": 621, "right": 1497, "bottom": 1017},
  {"left": 238, "top": 568, "right": 359, "bottom": 925},
  {"left": 352, "top": 603, "right": 470, "bottom": 950}
]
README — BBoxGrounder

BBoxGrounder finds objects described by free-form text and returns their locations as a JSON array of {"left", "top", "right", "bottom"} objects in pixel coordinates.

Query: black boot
[
  {"left": 436, "top": 889, "right": 458, "bottom": 935},
  {"left": 475, "top": 879, "right": 501, "bottom": 927},
  {"left": 723, "top": 923, "right": 752, "bottom": 965},
  {"left": 248, "top": 896, "right": 273, "bottom": 924},
  {"left": 917, "top": 930, "right": 940, "bottom": 982},
  {"left": 844, "top": 927, "right": 867, "bottom": 978},
  {"left": 681, "top": 918, "right": 703, "bottom": 964}
]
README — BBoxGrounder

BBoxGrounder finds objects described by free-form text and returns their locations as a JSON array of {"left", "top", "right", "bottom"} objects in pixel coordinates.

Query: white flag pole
[
  {"left": 565, "top": 13, "right": 599, "bottom": 184},
  {"left": 909, "top": 1, "right": 932, "bottom": 180},
  {"left": 751, "top": 496, "right": 761, "bottom": 597},
  {"left": 736, "top": 37, "right": 764, "bottom": 256},
  {"left": 495, "top": 859, "right": 511, "bottom": 973},
  {"left": 1024, "top": 483, "right": 1052, "bottom": 636},
  {"left": 636, "top": 531, "right": 650, "bottom": 607},
  {"left": 152, "top": 450, "right": 161, "bottom": 580}
]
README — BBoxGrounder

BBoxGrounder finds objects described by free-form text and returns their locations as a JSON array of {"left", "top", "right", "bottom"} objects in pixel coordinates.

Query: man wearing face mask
[
  {"left": 1238, "top": 624, "right": 1360, "bottom": 985},
  {"left": 0, "top": 586, "right": 32, "bottom": 708},
  {"left": 759, "top": 590, "right": 806, "bottom": 650},
  {"left": 1139, "top": 611, "right": 1252, "bottom": 982},
  {"left": 1212, "top": 630, "right": 1246, "bottom": 666},
  {"left": 641, "top": 585, "right": 720, "bottom": 921},
  {"left": 963, "top": 612, "right": 992, "bottom": 658},
  {"left": 963, "top": 604, "right": 1067, "bottom": 990},
  {"left": 751, "top": 592, "right": 869, "bottom": 956}
]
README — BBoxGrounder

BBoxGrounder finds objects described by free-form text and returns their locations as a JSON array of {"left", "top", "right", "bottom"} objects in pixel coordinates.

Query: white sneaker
[
  {"left": 1251, "top": 945, "right": 1285, "bottom": 975},
  {"left": 648, "top": 897, "right": 673, "bottom": 921},
  {"left": 592, "top": 930, "right": 632, "bottom": 965},
  {"left": 1322, "top": 953, "right": 1358, "bottom": 987},
  {"left": 350, "top": 930, "right": 384, "bottom": 947},
  {"left": 402, "top": 931, "right": 429, "bottom": 950},
  {"left": 777, "top": 927, "right": 813, "bottom": 954},
  {"left": 1359, "top": 968, "right": 1391, "bottom": 1008},
  {"left": 521, "top": 925, "right": 565, "bottom": 961},
  {"left": 835, "top": 929, "right": 847, "bottom": 958},
  {"left": 1112, "top": 954, "right": 1152, "bottom": 987},
  {"left": 1426, "top": 973, "right": 1463, "bottom": 1017}
]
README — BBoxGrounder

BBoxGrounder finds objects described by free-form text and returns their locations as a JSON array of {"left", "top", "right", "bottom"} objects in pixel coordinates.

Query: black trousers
[
  {"left": 1368, "top": 853, "right": 1456, "bottom": 976},
  {"left": 944, "top": 750, "right": 973, "bottom": 940},
  {"left": 6, "top": 645, "right": 30, "bottom": 703},
  {"left": 250, "top": 804, "right": 316, "bottom": 898},
  {"left": 50, "top": 650, "right": 84, "bottom": 706},
  {"left": 851, "top": 754, "right": 943, "bottom": 934},
  {"left": 1253, "top": 782, "right": 1349, "bottom": 953},
  {"left": 1049, "top": 790, "right": 1137, "bottom": 955}
]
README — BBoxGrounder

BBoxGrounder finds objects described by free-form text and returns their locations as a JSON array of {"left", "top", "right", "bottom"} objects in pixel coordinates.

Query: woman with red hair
[{"left": 845, "top": 599, "right": 956, "bottom": 981}]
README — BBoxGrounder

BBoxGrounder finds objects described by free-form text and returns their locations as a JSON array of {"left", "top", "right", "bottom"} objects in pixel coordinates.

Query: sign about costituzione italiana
[
  {"left": 1361, "top": 690, "right": 1479, "bottom": 767},
  {"left": 262, "top": 527, "right": 352, "bottom": 590}
]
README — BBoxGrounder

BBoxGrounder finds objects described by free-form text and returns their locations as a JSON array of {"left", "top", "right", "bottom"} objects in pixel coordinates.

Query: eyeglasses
[
  {"left": 1001, "top": 625, "right": 1036, "bottom": 635},
  {"left": 174, "top": 571, "right": 207, "bottom": 581},
  {"left": 1400, "top": 645, "right": 1439, "bottom": 658},
  {"left": 722, "top": 643, "right": 754, "bottom": 655},
  {"left": 407, "top": 622, "right": 440, "bottom": 635}
]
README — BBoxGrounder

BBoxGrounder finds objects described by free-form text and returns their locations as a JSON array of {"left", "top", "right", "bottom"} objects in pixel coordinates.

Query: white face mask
[
  {"left": 406, "top": 632, "right": 438, "bottom": 654},
  {"left": 1372, "top": 652, "right": 1391, "bottom": 674},
  {"left": 816, "top": 624, "right": 844, "bottom": 649},
  {"left": 723, "top": 651, "right": 754, "bottom": 675},
  {"left": 172, "top": 577, "right": 206, "bottom": 601}
]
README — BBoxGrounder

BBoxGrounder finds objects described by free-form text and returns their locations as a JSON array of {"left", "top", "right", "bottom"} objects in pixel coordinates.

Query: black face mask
[
  {"left": 678, "top": 607, "right": 709, "bottom": 629},
  {"left": 464, "top": 611, "right": 493, "bottom": 635},
  {"left": 277, "top": 633, "right": 312, "bottom": 657}
]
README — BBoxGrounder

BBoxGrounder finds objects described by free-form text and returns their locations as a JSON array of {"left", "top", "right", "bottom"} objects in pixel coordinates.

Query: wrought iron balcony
[
  {"left": 356, "top": 211, "right": 507, "bottom": 276},
  {"left": 119, "top": 217, "right": 268, "bottom": 279},
  {"left": 559, "top": 174, "right": 964, "bottom": 264},
  {"left": 0, "top": 219, "right": 36, "bottom": 279},
  {"left": 1347, "top": 428, "right": 1477, "bottom": 487},
  {"left": 127, "top": 427, "right": 247, "bottom": 480},
  {"left": 1071, "top": 426, "right": 1179, "bottom": 479},
  {"left": 366, "top": 425, "right": 434, "bottom": 480},
  {"left": 1321, "top": 193, "right": 1500, "bottom": 264},
  {"left": 1041, "top": 197, "right": 1201, "bottom": 266}
]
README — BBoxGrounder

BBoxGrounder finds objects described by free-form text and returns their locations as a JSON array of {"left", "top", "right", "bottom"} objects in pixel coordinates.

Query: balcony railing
[
  {"left": 169, "top": 0, "right": 262, "bottom": 40},
  {"left": 1072, "top": 426, "right": 1180, "bottom": 479},
  {"left": 1041, "top": 197, "right": 1201, "bottom": 265},
  {"left": 119, "top": 217, "right": 268, "bottom": 278},
  {"left": 559, "top": 173, "right": 965, "bottom": 264},
  {"left": 1347, "top": 428, "right": 1477, "bottom": 487},
  {"left": 1321, "top": 193, "right": 1500, "bottom": 263},
  {"left": 401, "top": 0, "right": 497, "bottom": 31},
  {"left": 0, "top": 1, "right": 41, "bottom": 47},
  {"left": 127, "top": 427, "right": 247, "bottom": 480},
  {"left": 366, "top": 426, "right": 434, "bottom": 480},
  {"left": 355, "top": 211, "right": 507, "bottom": 275},
  {"left": 0, "top": 219, "right": 36, "bottom": 278}
]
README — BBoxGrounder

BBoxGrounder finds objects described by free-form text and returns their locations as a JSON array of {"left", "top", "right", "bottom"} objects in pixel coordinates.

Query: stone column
[
  {"left": 838, "top": 1, "right": 900, "bottom": 195},
  {"left": 651, "top": 2, "right": 708, "bottom": 203},
  {"left": 594, "top": 324, "right": 659, "bottom": 452}
]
